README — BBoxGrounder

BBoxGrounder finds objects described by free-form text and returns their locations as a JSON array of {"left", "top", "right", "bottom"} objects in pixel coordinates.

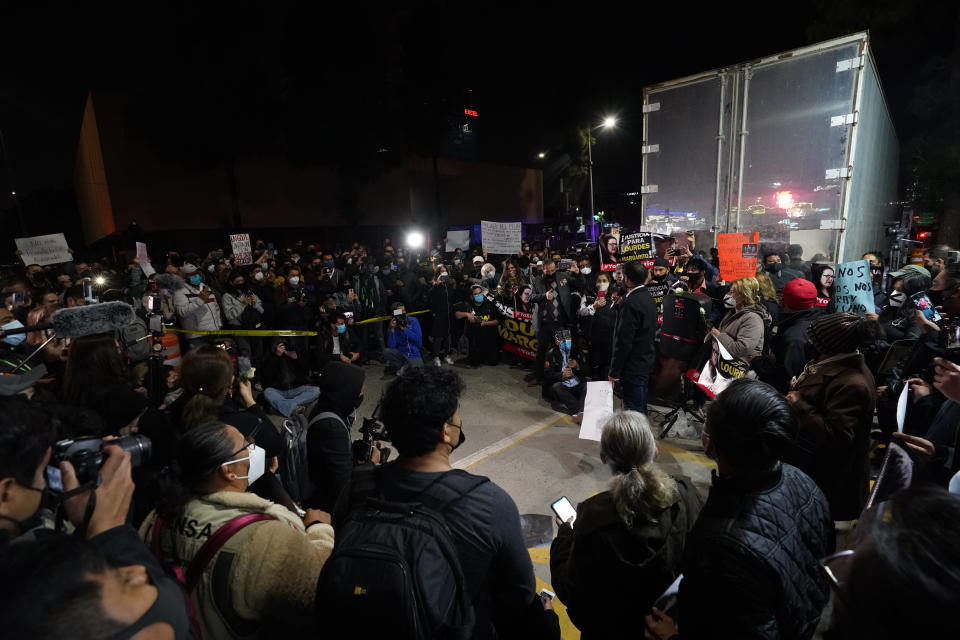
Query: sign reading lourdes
[{"left": 834, "top": 259, "right": 875, "bottom": 315}]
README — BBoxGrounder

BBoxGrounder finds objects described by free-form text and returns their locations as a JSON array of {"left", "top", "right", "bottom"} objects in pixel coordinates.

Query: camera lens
[{"left": 113, "top": 435, "right": 152, "bottom": 468}]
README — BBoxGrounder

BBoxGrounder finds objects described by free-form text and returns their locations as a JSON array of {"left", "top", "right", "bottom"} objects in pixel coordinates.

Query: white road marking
[{"left": 452, "top": 412, "right": 568, "bottom": 469}]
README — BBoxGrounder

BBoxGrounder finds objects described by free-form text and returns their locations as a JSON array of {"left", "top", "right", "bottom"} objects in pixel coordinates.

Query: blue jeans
[
  {"left": 383, "top": 348, "right": 423, "bottom": 371},
  {"left": 264, "top": 385, "right": 320, "bottom": 417},
  {"left": 621, "top": 375, "right": 649, "bottom": 414}
]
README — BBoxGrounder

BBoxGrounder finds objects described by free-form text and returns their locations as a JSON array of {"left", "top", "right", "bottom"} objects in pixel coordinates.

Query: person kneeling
[{"left": 544, "top": 329, "right": 588, "bottom": 414}]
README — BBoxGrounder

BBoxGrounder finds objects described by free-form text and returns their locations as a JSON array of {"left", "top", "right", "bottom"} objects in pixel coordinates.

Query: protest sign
[
  {"left": 686, "top": 336, "right": 750, "bottom": 398},
  {"left": 15, "top": 233, "right": 71, "bottom": 266},
  {"left": 135, "top": 242, "right": 156, "bottom": 276},
  {"left": 716, "top": 232, "right": 760, "bottom": 281},
  {"left": 620, "top": 231, "right": 655, "bottom": 267},
  {"left": 834, "top": 259, "right": 875, "bottom": 315},
  {"left": 599, "top": 227, "right": 622, "bottom": 272},
  {"left": 647, "top": 281, "right": 671, "bottom": 326},
  {"left": 230, "top": 233, "right": 253, "bottom": 266},
  {"left": 445, "top": 230, "right": 471, "bottom": 252},
  {"left": 580, "top": 381, "right": 614, "bottom": 441},
  {"left": 497, "top": 309, "right": 537, "bottom": 360},
  {"left": 481, "top": 221, "right": 521, "bottom": 255}
]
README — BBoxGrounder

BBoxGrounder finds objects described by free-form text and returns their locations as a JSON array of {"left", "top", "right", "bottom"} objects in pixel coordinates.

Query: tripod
[{"left": 655, "top": 372, "right": 705, "bottom": 439}]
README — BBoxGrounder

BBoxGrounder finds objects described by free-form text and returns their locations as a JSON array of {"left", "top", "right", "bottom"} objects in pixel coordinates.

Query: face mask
[
  {"left": 688, "top": 272, "right": 703, "bottom": 285},
  {"left": 447, "top": 423, "right": 465, "bottom": 451},
  {"left": 0, "top": 481, "right": 45, "bottom": 533},
  {"left": 382, "top": 268, "right": 391, "bottom": 275},
  {"left": 108, "top": 570, "right": 191, "bottom": 640},
  {"left": 291, "top": 255, "right": 300, "bottom": 263},
  {"left": 1, "top": 320, "right": 26, "bottom": 346},
  {"left": 473, "top": 294, "right": 484, "bottom": 304},
  {"left": 253, "top": 272, "right": 264, "bottom": 281},
  {"left": 188, "top": 274, "right": 202, "bottom": 286},
  {"left": 562, "top": 339, "right": 572, "bottom": 351},
  {"left": 324, "top": 260, "right": 335, "bottom": 269},
  {"left": 223, "top": 444, "right": 266, "bottom": 484},
  {"left": 336, "top": 324, "right": 346, "bottom": 334},
  {"left": 288, "top": 276, "right": 300, "bottom": 286},
  {"left": 598, "top": 282, "right": 609, "bottom": 292},
  {"left": 723, "top": 294, "right": 736, "bottom": 309},
  {"left": 888, "top": 290, "right": 906, "bottom": 308},
  {"left": 581, "top": 267, "right": 592, "bottom": 275},
  {"left": 207, "top": 264, "right": 216, "bottom": 273},
  {"left": 765, "top": 263, "right": 781, "bottom": 274}
]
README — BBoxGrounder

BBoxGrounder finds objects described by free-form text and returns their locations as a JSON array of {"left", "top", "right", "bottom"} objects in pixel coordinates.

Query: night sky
[{"left": 0, "top": 1, "right": 955, "bottom": 230}]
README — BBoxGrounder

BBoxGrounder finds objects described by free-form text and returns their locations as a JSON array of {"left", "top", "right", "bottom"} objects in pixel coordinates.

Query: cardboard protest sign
[
  {"left": 580, "top": 381, "right": 614, "bottom": 441},
  {"left": 599, "top": 227, "right": 622, "bottom": 272},
  {"left": 620, "top": 231, "right": 655, "bottom": 268},
  {"left": 135, "top": 242, "right": 156, "bottom": 277},
  {"left": 834, "top": 259, "right": 875, "bottom": 315},
  {"left": 686, "top": 336, "right": 750, "bottom": 399},
  {"left": 716, "top": 232, "right": 760, "bottom": 281},
  {"left": 230, "top": 234, "right": 253, "bottom": 266},
  {"left": 446, "top": 230, "right": 471, "bottom": 252},
  {"left": 481, "top": 221, "right": 521, "bottom": 255},
  {"left": 15, "top": 233, "right": 71, "bottom": 266}
]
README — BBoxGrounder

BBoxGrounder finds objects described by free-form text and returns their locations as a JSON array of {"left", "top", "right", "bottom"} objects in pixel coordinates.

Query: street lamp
[
  {"left": 587, "top": 116, "right": 617, "bottom": 241},
  {"left": 537, "top": 152, "right": 546, "bottom": 159}
]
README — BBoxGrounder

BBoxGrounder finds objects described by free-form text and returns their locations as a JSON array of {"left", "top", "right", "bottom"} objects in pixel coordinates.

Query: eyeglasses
[
  {"left": 222, "top": 430, "right": 258, "bottom": 466},
  {"left": 446, "top": 419, "right": 463, "bottom": 430}
]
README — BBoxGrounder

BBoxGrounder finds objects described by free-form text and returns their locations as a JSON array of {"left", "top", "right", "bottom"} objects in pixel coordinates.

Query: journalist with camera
[{"left": 384, "top": 301, "right": 424, "bottom": 373}]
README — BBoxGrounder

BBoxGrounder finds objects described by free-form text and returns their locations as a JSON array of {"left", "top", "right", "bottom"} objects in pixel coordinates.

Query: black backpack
[
  {"left": 316, "top": 466, "right": 488, "bottom": 640},
  {"left": 280, "top": 411, "right": 347, "bottom": 504}
]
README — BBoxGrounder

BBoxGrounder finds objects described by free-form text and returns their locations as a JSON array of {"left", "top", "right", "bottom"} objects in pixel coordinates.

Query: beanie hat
[
  {"left": 807, "top": 312, "right": 866, "bottom": 356},
  {"left": 653, "top": 257, "right": 670, "bottom": 268},
  {"left": 782, "top": 278, "right": 817, "bottom": 311}
]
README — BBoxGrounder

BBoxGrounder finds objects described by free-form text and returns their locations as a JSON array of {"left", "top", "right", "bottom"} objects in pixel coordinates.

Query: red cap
[{"left": 782, "top": 278, "right": 817, "bottom": 311}]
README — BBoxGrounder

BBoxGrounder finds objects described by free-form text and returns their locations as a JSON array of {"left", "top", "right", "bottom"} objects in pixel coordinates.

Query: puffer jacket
[
  {"left": 677, "top": 464, "right": 832, "bottom": 640},
  {"left": 549, "top": 477, "right": 702, "bottom": 640},
  {"left": 716, "top": 304, "right": 769, "bottom": 361},
  {"left": 140, "top": 491, "right": 334, "bottom": 639},
  {"left": 173, "top": 282, "right": 223, "bottom": 333}
]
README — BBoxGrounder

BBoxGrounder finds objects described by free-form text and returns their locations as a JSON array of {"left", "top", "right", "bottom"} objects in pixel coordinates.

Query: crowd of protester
[{"left": 1, "top": 233, "right": 959, "bottom": 639}]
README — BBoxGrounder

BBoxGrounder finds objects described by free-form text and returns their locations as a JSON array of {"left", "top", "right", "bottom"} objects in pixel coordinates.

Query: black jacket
[
  {"left": 543, "top": 345, "right": 589, "bottom": 385},
  {"left": 530, "top": 274, "right": 575, "bottom": 325},
  {"left": 260, "top": 351, "right": 311, "bottom": 391},
  {"left": 610, "top": 286, "right": 657, "bottom": 379},
  {"left": 677, "top": 464, "right": 832, "bottom": 640},
  {"left": 550, "top": 479, "right": 701, "bottom": 640},
  {"left": 317, "top": 328, "right": 361, "bottom": 364},
  {"left": 771, "top": 308, "right": 821, "bottom": 388}
]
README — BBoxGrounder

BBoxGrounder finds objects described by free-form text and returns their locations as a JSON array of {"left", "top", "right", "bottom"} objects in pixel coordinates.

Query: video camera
[
  {"left": 352, "top": 416, "right": 391, "bottom": 465},
  {"left": 48, "top": 435, "right": 152, "bottom": 490}
]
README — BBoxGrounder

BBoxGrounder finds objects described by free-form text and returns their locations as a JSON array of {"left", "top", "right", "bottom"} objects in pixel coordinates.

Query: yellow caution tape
[
  {"left": 163, "top": 309, "right": 428, "bottom": 335},
  {"left": 353, "top": 309, "right": 428, "bottom": 326}
]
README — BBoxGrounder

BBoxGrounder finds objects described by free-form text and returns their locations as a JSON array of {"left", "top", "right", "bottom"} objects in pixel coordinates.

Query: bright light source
[
  {"left": 406, "top": 231, "right": 425, "bottom": 248},
  {"left": 774, "top": 191, "right": 795, "bottom": 210},
  {"left": 10, "top": 191, "right": 15, "bottom": 196},
  {"left": 602, "top": 116, "right": 617, "bottom": 129},
  {"left": 94, "top": 276, "right": 107, "bottom": 286},
  {"left": 537, "top": 152, "right": 546, "bottom": 159}
]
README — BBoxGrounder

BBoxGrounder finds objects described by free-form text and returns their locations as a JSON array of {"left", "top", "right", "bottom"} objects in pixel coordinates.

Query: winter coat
[
  {"left": 677, "top": 464, "right": 832, "bottom": 640},
  {"left": 771, "top": 308, "right": 821, "bottom": 386},
  {"left": 173, "top": 282, "right": 224, "bottom": 333},
  {"left": 140, "top": 491, "right": 334, "bottom": 639},
  {"left": 550, "top": 478, "right": 702, "bottom": 640},
  {"left": 786, "top": 352, "right": 876, "bottom": 521},
  {"left": 221, "top": 290, "right": 264, "bottom": 327},
  {"left": 610, "top": 286, "right": 658, "bottom": 380},
  {"left": 716, "top": 304, "right": 768, "bottom": 361},
  {"left": 530, "top": 274, "right": 576, "bottom": 325}
]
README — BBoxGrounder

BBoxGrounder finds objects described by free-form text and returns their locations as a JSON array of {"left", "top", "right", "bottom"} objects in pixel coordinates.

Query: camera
[
  {"left": 352, "top": 416, "right": 391, "bottom": 465},
  {"left": 392, "top": 307, "right": 409, "bottom": 329},
  {"left": 50, "top": 436, "right": 152, "bottom": 489}
]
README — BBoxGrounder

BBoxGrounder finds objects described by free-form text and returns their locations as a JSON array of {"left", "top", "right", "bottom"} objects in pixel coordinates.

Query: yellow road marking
[{"left": 534, "top": 576, "right": 580, "bottom": 640}]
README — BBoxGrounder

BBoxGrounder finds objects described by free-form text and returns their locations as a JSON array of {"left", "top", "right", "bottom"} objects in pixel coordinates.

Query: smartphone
[
  {"left": 559, "top": 258, "right": 572, "bottom": 271},
  {"left": 597, "top": 290, "right": 607, "bottom": 299},
  {"left": 12, "top": 292, "right": 25, "bottom": 305},
  {"left": 348, "top": 288, "right": 355, "bottom": 296},
  {"left": 911, "top": 292, "right": 942, "bottom": 323},
  {"left": 344, "top": 311, "right": 354, "bottom": 319},
  {"left": 551, "top": 496, "right": 577, "bottom": 526},
  {"left": 146, "top": 296, "right": 155, "bottom": 312},
  {"left": 539, "top": 588, "right": 555, "bottom": 601},
  {"left": 45, "top": 466, "right": 64, "bottom": 493}
]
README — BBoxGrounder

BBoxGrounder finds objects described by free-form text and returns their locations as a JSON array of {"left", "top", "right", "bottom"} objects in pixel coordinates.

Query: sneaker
[
  {"left": 444, "top": 355, "right": 455, "bottom": 365},
  {"left": 432, "top": 357, "right": 441, "bottom": 367}
]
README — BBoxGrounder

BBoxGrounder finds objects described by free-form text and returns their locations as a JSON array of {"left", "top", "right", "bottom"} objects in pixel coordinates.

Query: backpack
[
  {"left": 280, "top": 411, "right": 348, "bottom": 504},
  {"left": 316, "top": 466, "right": 488, "bottom": 640},
  {"left": 118, "top": 317, "right": 151, "bottom": 363}
]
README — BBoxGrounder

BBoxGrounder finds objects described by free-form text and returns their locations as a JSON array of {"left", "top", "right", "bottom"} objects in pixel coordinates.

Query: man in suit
[
  {"left": 529, "top": 260, "right": 575, "bottom": 386},
  {"left": 609, "top": 261, "right": 657, "bottom": 413}
]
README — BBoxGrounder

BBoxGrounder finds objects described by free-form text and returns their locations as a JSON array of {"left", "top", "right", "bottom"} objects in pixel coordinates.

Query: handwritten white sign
[
  {"left": 579, "top": 381, "right": 614, "bottom": 441},
  {"left": 15, "top": 233, "right": 71, "bottom": 266},
  {"left": 230, "top": 234, "right": 253, "bottom": 266},
  {"left": 481, "top": 221, "right": 521, "bottom": 255},
  {"left": 446, "top": 230, "right": 471, "bottom": 252}
]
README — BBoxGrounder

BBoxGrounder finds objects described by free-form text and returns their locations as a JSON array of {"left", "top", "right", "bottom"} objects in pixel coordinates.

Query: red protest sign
[{"left": 717, "top": 232, "right": 760, "bottom": 281}]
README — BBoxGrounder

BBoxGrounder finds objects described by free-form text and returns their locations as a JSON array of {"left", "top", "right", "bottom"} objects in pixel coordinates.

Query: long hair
[
  {"left": 601, "top": 411, "right": 678, "bottom": 528},
  {"left": 810, "top": 263, "right": 836, "bottom": 297},
  {"left": 155, "top": 421, "right": 236, "bottom": 521},
  {"left": 179, "top": 346, "right": 233, "bottom": 430},
  {"left": 62, "top": 333, "right": 131, "bottom": 405},
  {"left": 730, "top": 277, "right": 760, "bottom": 307},
  {"left": 755, "top": 273, "right": 778, "bottom": 301}
]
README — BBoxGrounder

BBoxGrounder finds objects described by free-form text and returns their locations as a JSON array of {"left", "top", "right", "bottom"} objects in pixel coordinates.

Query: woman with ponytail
[
  {"left": 141, "top": 421, "right": 334, "bottom": 638},
  {"left": 549, "top": 411, "right": 701, "bottom": 639}
]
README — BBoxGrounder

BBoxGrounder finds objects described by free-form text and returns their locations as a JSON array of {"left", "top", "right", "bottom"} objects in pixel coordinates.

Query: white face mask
[
  {"left": 888, "top": 290, "right": 906, "bottom": 308},
  {"left": 253, "top": 272, "right": 264, "bottom": 281},
  {"left": 207, "top": 264, "right": 216, "bottom": 273},
  {"left": 581, "top": 267, "right": 592, "bottom": 275},
  {"left": 723, "top": 294, "right": 737, "bottom": 309},
  {"left": 222, "top": 444, "right": 266, "bottom": 484},
  {"left": 597, "top": 282, "right": 609, "bottom": 291},
  {"left": 288, "top": 276, "right": 300, "bottom": 286}
]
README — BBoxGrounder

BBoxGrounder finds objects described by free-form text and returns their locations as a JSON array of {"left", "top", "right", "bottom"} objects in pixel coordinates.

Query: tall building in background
[{"left": 443, "top": 89, "right": 479, "bottom": 160}]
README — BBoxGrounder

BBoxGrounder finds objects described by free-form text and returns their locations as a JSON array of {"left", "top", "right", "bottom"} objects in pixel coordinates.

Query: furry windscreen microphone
[
  {"left": 50, "top": 302, "right": 136, "bottom": 338},
  {"left": 154, "top": 272, "right": 186, "bottom": 291}
]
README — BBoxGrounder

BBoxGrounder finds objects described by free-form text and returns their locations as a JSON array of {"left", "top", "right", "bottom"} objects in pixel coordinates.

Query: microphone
[
  {"left": 0, "top": 302, "right": 136, "bottom": 338},
  {"left": 154, "top": 273, "right": 186, "bottom": 292}
]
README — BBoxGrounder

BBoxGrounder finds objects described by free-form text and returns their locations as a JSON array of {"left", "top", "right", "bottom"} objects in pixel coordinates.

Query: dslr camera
[
  {"left": 50, "top": 436, "right": 152, "bottom": 488},
  {"left": 352, "top": 416, "right": 391, "bottom": 465},
  {"left": 392, "top": 306, "right": 409, "bottom": 329}
]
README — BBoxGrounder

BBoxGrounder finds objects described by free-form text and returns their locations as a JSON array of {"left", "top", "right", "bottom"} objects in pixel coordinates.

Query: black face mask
[
  {"left": 651, "top": 273, "right": 667, "bottom": 283},
  {"left": 447, "top": 423, "right": 465, "bottom": 451},
  {"left": 106, "top": 570, "right": 191, "bottom": 640},
  {"left": 765, "top": 263, "right": 781, "bottom": 274}
]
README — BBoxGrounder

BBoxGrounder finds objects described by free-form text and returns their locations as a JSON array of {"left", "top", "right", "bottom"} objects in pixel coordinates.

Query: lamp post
[{"left": 587, "top": 116, "right": 617, "bottom": 242}]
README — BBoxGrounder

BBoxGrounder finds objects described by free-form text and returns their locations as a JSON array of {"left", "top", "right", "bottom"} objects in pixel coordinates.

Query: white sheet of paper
[
  {"left": 446, "top": 229, "right": 470, "bottom": 252},
  {"left": 896, "top": 381, "right": 910, "bottom": 433},
  {"left": 579, "top": 381, "right": 614, "bottom": 441},
  {"left": 481, "top": 220, "right": 521, "bottom": 255},
  {"left": 15, "top": 233, "right": 71, "bottom": 266}
]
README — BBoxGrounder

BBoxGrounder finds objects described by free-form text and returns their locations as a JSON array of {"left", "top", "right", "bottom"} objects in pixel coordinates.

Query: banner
[
  {"left": 716, "top": 232, "right": 760, "bottom": 281},
  {"left": 685, "top": 336, "right": 750, "bottom": 399},
  {"left": 647, "top": 281, "right": 671, "bottom": 326},
  {"left": 497, "top": 309, "right": 537, "bottom": 360},
  {"left": 481, "top": 221, "right": 521, "bottom": 255},
  {"left": 446, "top": 230, "right": 471, "bottom": 252},
  {"left": 15, "top": 233, "right": 71, "bottom": 266},
  {"left": 620, "top": 231, "right": 655, "bottom": 268},
  {"left": 599, "top": 227, "right": 621, "bottom": 272},
  {"left": 230, "top": 233, "right": 253, "bottom": 266},
  {"left": 834, "top": 259, "right": 875, "bottom": 315}
]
